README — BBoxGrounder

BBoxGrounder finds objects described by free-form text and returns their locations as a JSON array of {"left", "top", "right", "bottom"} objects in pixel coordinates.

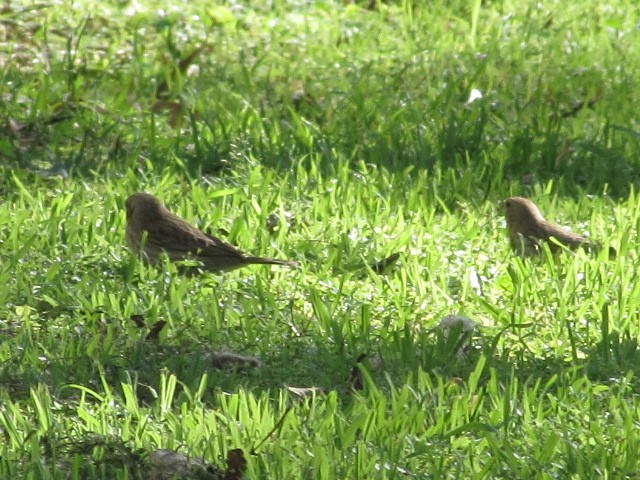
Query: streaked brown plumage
[
  {"left": 503, "top": 196, "right": 615, "bottom": 257},
  {"left": 125, "top": 192, "right": 297, "bottom": 271}
]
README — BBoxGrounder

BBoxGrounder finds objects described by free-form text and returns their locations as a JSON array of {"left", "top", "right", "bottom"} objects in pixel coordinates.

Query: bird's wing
[
  {"left": 142, "top": 212, "right": 250, "bottom": 264},
  {"left": 200, "top": 230, "right": 248, "bottom": 259},
  {"left": 147, "top": 222, "right": 196, "bottom": 259},
  {"left": 144, "top": 219, "right": 234, "bottom": 260}
]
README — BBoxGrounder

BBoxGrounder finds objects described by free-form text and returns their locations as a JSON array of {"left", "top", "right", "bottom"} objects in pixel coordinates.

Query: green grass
[{"left": 1, "top": 0, "right": 640, "bottom": 478}]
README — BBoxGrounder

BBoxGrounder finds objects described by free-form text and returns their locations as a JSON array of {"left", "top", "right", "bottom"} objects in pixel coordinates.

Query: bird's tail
[{"left": 247, "top": 256, "right": 299, "bottom": 268}]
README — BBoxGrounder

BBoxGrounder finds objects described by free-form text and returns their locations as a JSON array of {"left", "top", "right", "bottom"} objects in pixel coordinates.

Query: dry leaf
[
  {"left": 208, "top": 351, "right": 261, "bottom": 370},
  {"left": 151, "top": 99, "right": 184, "bottom": 129},
  {"left": 156, "top": 44, "right": 210, "bottom": 98},
  {"left": 178, "top": 45, "right": 209, "bottom": 74},
  {"left": 223, "top": 449, "right": 247, "bottom": 480},
  {"left": 348, "top": 353, "right": 367, "bottom": 391},
  {"left": 286, "top": 385, "right": 327, "bottom": 399},
  {"left": 146, "top": 320, "right": 167, "bottom": 341},
  {"left": 130, "top": 314, "right": 145, "bottom": 328},
  {"left": 370, "top": 252, "right": 401, "bottom": 275}
]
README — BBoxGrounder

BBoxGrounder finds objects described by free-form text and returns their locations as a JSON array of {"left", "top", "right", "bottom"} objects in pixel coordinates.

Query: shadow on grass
[
  {"left": 4, "top": 89, "right": 639, "bottom": 203},
  {"left": 6, "top": 323, "right": 640, "bottom": 411}
]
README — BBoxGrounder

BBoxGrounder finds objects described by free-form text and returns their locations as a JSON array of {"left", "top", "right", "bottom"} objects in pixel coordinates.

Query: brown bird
[
  {"left": 503, "top": 196, "right": 615, "bottom": 257},
  {"left": 125, "top": 192, "right": 297, "bottom": 271}
]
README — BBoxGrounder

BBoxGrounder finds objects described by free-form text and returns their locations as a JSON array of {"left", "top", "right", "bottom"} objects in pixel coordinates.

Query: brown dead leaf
[
  {"left": 156, "top": 44, "right": 211, "bottom": 98},
  {"left": 370, "top": 252, "right": 401, "bottom": 275},
  {"left": 468, "top": 394, "right": 481, "bottom": 413},
  {"left": 146, "top": 320, "right": 167, "bottom": 341},
  {"left": 151, "top": 99, "right": 184, "bottom": 129},
  {"left": 178, "top": 45, "right": 210, "bottom": 74},
  {"left": 130, "top": 314, "right": 145, "bottom": 328},
  {"left": 223, "top": 449, "right": 247, "bottom": 480},
  {"left": 348, "top": 353, "right": 367, "bottom": 391},
  {"left": 208, "top": 351, "right": 261, "bottom": 370}
]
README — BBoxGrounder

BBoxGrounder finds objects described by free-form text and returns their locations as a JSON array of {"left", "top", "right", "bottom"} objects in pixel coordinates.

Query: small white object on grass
[
  {"left": 437, "top": 315, "right": 478, "bottom": 356},
  {"left": 466, "top": 89, "right": 483, "bottom": 105}
]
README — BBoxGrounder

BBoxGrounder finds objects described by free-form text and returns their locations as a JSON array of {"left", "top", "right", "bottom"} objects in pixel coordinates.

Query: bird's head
[
  {"left": 125, "top": 192, "right": 165, "bottom": 223},
  {"left": 503, "top": 196, "right": 546, "bottom": 226}
]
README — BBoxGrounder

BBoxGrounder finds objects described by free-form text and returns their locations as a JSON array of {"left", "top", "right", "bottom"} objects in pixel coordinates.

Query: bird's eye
[{"left": 505, "top": 201, "right": 511, "bottom": 208}]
